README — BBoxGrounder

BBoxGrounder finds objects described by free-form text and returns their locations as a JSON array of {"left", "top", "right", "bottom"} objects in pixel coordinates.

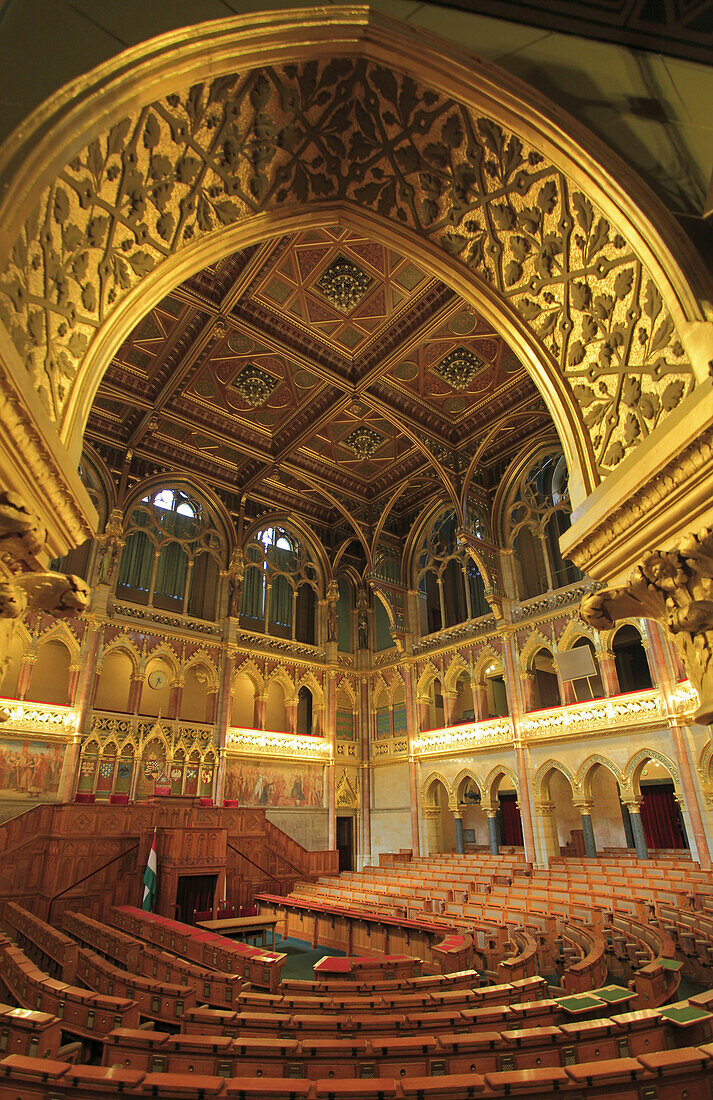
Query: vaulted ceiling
[{"left": 86, "top": 224, "right": 552, "bottom": 531}]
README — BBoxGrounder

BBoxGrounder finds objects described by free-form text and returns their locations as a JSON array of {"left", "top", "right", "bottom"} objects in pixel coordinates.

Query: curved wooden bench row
[
  {"left": 0, "top": 934, "right": 140, "bottom": 1039},
  {"left": 100, "top": 1008, "right": 679, "bottom": 1078},
  {"left": 1, "top": 902, "right": 79, "bottom": 982},
  {"left": 75, "top": 947, "right": 194, "bottom": 1025},
  {"left": 559, "top": 923, "right": 607, "bottom": 994},
  {"left": 110, "top": 907, "right": 285, "bottom": 991},
  {"left": 231, "top": 977, "right": 546, "bottom": 1018},
  {"left": 3, "top": 1046, "right": 713, "bottom": 1098},
  {"left": 64, "top": 909, "right": 243, "bottom": 1010},
  {"left": 281, "top": 970, "right": 479, "bottom": 995}
]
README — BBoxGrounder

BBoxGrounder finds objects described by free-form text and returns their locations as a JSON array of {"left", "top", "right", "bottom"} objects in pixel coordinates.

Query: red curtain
[
  {"left": 640, "top": 785, "right": 686, "bottom": 849},
  {"left": 500, "top": 796, "right": 524, "bottom": 846}
]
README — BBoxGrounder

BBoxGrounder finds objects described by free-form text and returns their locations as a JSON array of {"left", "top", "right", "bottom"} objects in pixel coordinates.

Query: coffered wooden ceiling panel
[{"left": 86, "top": 224, "right": 553, "bottom": 528}]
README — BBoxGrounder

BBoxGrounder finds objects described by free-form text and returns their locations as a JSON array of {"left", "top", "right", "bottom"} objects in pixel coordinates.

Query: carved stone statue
[
  {"left": 227, "top": 547, "right": 245, "bottom": 617},
  {"left": 96, "top": 508, "right": 124, "bottom": 585},
  {"left": 326, "top": 579, "right": 339, "bottom": 643},
  {"left": 581, "top": 526, "right": 713, "bottom": 724}
]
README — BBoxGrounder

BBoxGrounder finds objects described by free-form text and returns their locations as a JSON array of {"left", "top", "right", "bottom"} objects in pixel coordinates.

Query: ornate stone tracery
[{"left": 0, "top": 16, "right": 701, "bottom": 493}]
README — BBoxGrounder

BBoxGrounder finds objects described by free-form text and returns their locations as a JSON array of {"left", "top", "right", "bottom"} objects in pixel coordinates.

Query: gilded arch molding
[{"left": 0, "top": 9, "right": 708, "bottom": 514}]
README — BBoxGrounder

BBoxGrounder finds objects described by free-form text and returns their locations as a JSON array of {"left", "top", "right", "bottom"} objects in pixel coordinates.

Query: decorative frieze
[{"left": 1, "top": 701, "right": 77, "bottom": 737}]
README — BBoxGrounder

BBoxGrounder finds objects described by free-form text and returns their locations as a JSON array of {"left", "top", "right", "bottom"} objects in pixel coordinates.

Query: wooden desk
[{"left": 196, "top": 916, "right": 280, "bottom": 948}]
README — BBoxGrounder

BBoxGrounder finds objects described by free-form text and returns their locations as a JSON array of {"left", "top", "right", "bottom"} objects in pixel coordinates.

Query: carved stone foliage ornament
[
  {"left": 0, "top": 492, "right": 90, "bottom": 700},
  {"left": 0, "top": 60, "right": 692, "bottom": 475},
  {"left": 581, "top": 527, "right": 713, "bottom": 725}
]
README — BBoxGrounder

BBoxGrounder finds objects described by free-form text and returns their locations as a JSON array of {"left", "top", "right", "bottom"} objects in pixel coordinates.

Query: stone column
[
  {"left": 403, "top": 659, "right": 421, "bottom": 856},
  {"left": 213, "top": 651, "right": 234, "bottom": 806},
  {"left": 558, "top": 674, "right": 577, "bottom": 706},
  {"left": 168, "top": 679, "right": 183, "bottom": 720},
  {"left": 623, "top": 798, "right": 649, "bottom": 859},
  {"left": 645, "top": 620, "right": 712, "bottom": 868},
  {"left": 205, "top": 689, "right": 219, "bottom": 725},
  {"left": 473, "top": 683, "right": 488, "bottom": 722},
  {"left": 285, "top": 696, "right": 297, "bottom": 734},
  {"left": 325, "top": 671, "right": 337, "bottom": 852},
  {"left": 359, "top": 677, "right": 371, "bottom": 868},
  {"left": 520, "top": 671, "right": 537, "bottom": 712},
  {"left": 416, "top": 696, "right": 430, "bottom": 732},
  {"left": 442, "top": 690, "right": 457, "bottom": 727},
  {"left": 254, "top": 693, "right": 266, "bottom": 730},
  {"left": 535, "top": 801, "right": 560, "bottom": 863},
  {"left": 452, "top": 809, "right": 465, "bottom": 854},
  {"left": 502, "top": 633, "right": 537, "bottom": 865},
  {"left": 16, "top": 655, "right": 35, "bottom": 700},
  {"left": 574, "top": 800, "right": 597, "bottom": 857},
  {"left": 423, "top": 807, "right": 442, "bottom": 856},
  {"left": 67, "top": 663, "right": 81, "bottom": 706},
  {"left": 597, "top": 649, "right": 620, "bottom": 697},
  {"left": 486, "top": 809, "right": 499, "bottom": 856},
  {"left": 128, "top": 675, "right": 144, "bottom": 714},
  {"left": 58, "top": 621, "right": 102, "bottom": 803}
]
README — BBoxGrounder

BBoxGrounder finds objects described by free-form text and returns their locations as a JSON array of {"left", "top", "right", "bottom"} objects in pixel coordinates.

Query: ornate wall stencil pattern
[{"left": 0, "top": 60, "right": 693, "bottom": 474}]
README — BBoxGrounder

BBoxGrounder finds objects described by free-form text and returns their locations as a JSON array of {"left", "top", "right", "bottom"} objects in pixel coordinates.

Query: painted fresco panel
[
  {"left": 0, "top": 738, "right": 65, "bottom": 797},
  {"left": 225, "top": 758, "right": 324, "bottom": 807}
]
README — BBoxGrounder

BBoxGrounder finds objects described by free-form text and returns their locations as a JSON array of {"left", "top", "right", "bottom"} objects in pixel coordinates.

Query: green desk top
[
  {"left": 555, "top": 994, "right": 605, "bottom": 1014},
  {"left": 659, "top": 1003, "right": 713, "bottom": 1026},
  {"left": 656, "top": 957, "right": 684, "bottom": 971},
  {"left": 591, "top": 985, "right": 636, "bottom": 1003}
]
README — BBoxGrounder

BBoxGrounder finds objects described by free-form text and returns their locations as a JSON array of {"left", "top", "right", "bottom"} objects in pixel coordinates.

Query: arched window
[
  {"left": 116, "top": 487, "right": 224, "bottom": 619},
  {"left": 414, "top": 508, "right": 488, "bottom": 636},
  {"left": 613, "top": 625, "right": 653, "bottom": 692},
  {"left": 240, "top": 525, "right": 319, "bottom": 643},
  {"left": 296, "top": 685, "right": 313, "bottom": 735},
  {"left": 503, "top": 450, "right": 583, "bottom": 599}
]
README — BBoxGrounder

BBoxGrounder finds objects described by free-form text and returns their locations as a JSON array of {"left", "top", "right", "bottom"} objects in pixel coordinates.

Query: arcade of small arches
[{"left": 421, "top": 750, "right": 691, "bottom": 865}]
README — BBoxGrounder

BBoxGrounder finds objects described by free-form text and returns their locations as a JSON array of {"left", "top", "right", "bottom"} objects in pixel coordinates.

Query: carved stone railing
[
  {"left": 111, "top": 602, "right": 220, "bottom": 635},
  {"left": 413, "top": 717, "right": 514, "bottom": 757},
  {"left": 226, "top": 727, "right": 331, "bottom": 760},
  {"left": 412, "top": 614, "right": 497, "bottom": 655},
  {"left": 90, "top": 712, "right": 217, "bottom": 749},
  {"left": 232, "top": 627, "right": 325, "bottom": 663},
  {"left": 0, "top": 699, "right": 78, "bottom": 736},
  {"left": 371, "top": 736, "right": 409, "bottom": 761},
  {"left": 511, "top": 578, "right": 601, "bottom": 621},
  {"left": 518, "top": 688, "right": 670, "bottom": 739}
]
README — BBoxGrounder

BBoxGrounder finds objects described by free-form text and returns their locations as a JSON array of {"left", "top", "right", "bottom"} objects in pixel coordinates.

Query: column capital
[
  {"left": 573, "top": 799, "right": 594, "bottom": 814},
  {"left": 534, "top": 801, "right": 555, "bottom": 816}
]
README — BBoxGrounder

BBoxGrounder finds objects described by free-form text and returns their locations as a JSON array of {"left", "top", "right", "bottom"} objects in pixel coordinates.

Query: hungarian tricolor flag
[{"left": 142, "top": 827, "right": 158, "bottom": 912}]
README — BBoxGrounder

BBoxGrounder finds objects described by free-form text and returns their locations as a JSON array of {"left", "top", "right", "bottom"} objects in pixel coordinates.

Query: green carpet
[{"left": 275, "top": 936, "right": 345, "bottom": 981}]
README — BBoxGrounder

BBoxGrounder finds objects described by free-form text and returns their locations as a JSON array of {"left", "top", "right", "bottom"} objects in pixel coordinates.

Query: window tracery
[
  {"left": 240, "top": 525, "right": 319, "bottom": 644},
  {"left": 414, "top": 507, "right": 489, "bottom": 636},
  {"left": 503, "top": 450, "right": 582, "bottom": 599},
  {"left": 116, "top": 487, "right": 224, "bottom": 619}
]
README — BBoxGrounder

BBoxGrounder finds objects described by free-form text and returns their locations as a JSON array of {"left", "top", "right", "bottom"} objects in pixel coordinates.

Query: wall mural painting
[
  {"left": 225, "top": 758, "right": 324, "bottom": 808},
  {"left": 0, "top": 738, "right": 65, "bottom": 797}
]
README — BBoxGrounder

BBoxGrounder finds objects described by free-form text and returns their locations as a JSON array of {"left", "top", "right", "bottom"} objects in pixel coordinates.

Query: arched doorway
[
  {"left": 490, "top": 773, "right": 524, "bottom": 849},
  {"left": 457, "top": 775, "right": 487, "bottom": 850},
  {"left": 424, "top": 778, "right": 456, "bottom": 854},
  {"left": 537, "top": 765, "right": 580, "bottom": 860},
  {"left": 632, "top": 756, "right": 689, "bottom": 852},
  {"left": 585, "top": 762, "right": 628, "bottom": 853}
]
